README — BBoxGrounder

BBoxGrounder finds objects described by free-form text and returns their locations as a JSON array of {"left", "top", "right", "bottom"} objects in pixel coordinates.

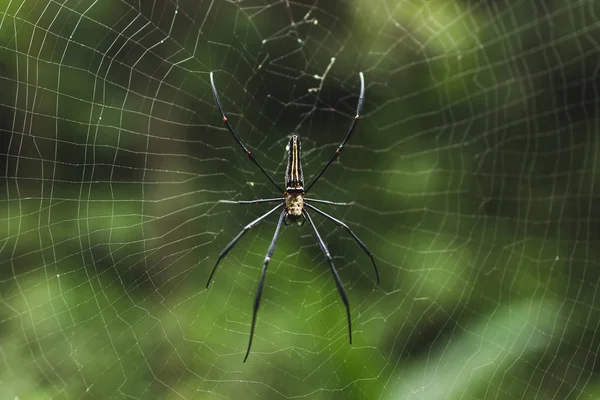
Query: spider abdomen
[{"left": 286, "top": 194, "right": 304, "bottom": 217}]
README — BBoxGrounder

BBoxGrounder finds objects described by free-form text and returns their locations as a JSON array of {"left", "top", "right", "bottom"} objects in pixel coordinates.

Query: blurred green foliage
[{"left": 1, "top": 0, "right": 599, "bottom": 399}]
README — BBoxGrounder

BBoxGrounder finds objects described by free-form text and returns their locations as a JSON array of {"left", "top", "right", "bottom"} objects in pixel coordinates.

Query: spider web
[{"left": 1, "top": 0, "right": 599, "bottom": 398}]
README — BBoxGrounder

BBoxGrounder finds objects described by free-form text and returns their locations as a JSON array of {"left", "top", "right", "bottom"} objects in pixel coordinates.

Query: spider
[{"left": 207, "top": 71, "right": 379, "bottom": 362}]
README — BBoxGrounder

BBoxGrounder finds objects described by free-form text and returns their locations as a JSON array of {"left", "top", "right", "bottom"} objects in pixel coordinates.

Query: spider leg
[
  {"left": 219, "top": 198, "right": 284, "bottom": 205},
  {"left": 304, "top": 203, "right": 379, "bottom": 284},
  {"left": 206, "top": 203, "right": 284, "bottom": 288},
  {"left": 210, "top": 72, "right": 284, "bottom": 193},
  {"left": 303, "top": 209, "right": 352, "bottom": 345},
  {"left": 244, "top": 210, "right": 287, "bottom": 362},
  {"left": 305, "top": 72, "right": 365, "bottom": 194},
  {"left": 303, "top": 199, "right": 355, "bottom": 207}
]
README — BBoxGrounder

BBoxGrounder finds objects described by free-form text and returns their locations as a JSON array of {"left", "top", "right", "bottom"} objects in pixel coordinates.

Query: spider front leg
[
  {"left": 305, "top": 72, "right": 364, "bottom": 193},
  {"left": 303, "top": 209, "right": 352, "bottom": 344},
  {"left": 210, "top": 72, "right": 284, "bottom": 193}
]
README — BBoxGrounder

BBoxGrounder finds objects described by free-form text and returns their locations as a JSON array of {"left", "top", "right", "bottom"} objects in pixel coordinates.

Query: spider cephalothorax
[
  {"left": 208, "top": 71, "right": 379, "bottom": 362},
  {"left": 285, "top": 135, "right": 304, "bottom": 192}
]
